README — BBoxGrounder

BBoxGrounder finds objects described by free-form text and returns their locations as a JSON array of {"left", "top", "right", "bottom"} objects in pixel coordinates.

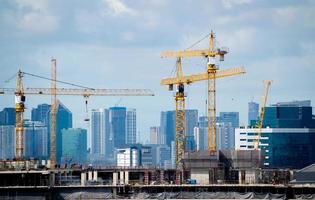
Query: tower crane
[
  {"left": 253, "top": 80, "right": 272, "bottom": 150},
  {"left": 161, "top": 58, "right": 245, "bottom": 171},
  {"left": 0, "top": 59, "right": 154, "bottom": 168},
  {"left": 161, "top": 31, "right": 245, "bottom": 153}
]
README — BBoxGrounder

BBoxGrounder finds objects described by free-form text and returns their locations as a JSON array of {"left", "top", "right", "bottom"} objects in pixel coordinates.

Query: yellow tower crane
[
  {"left": 253, "top": 80, "right": 272, "bottom": 150},
  {"left": 161, "top": 31, "right": 245, "bottom": 153},
  {"left": 15, "top": 70, "right": 25, "bottom": 160},
  {"left": 0, "top": 59, "right": 154, "bottom": 167},
  {"left": 161, "top": 58, "right": 245, "bottom": 170}
]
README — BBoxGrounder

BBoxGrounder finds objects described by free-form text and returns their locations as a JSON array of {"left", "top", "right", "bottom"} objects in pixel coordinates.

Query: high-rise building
[
  {"left": 61, "top": 128, "right": 87, "bottom": 164},
  {"left": 160, "top": 109, "right": 198, "bottom": 150},
  {"left": 248, "top": 101, "right": 259, "bottom": 126},
  {"left": 0, "top": 125, "right": 15, "bottom": 160},
  {"left": 91, "top": 108, "right": 111, "bottom": 161},
  {"left": 185, "top": 109, "right": 198, "bottom": 151},
  {"left": 217, "top": 112, "right": 239, "bottom": 149},
  {"left": 24, "top": 120, "right": 48, "bottom": 159},
  {"left": 236, "top": 101, "right": 315, "bottom": 169},
  {"left": 235, "top": 127, "right": 315, "bottom": 169},
  {"left": 126, "top": 108, "right": 136, "bottom": 144},
  {"left": 110, "top": 107, "right": 126, "bottom": 148},
  {"left": 150, "top": 126, "right": 164, "bottom": 144},
  {"left": 216, "top": 122, "right": 234, "bottom": 150},
  {"left": 194, "top": 127, "right": 201, "bottom": 151},
  {"left": 141, "top": 145, "right": 154, "bottom": 167},
  {"left": 47, "top": 101, "right": 72, "bottom": 164},
  {"left": 31, "top": 104, "right": 51, "bottom": 125},
  {"left": 198, "top": 116, "right": 208, "bottom": 150},
  {"left": 0, "top": 108, "right": 15, "bottom": 126},
  {"left": 271, "top": 100, "right": 311, "bottom": 107},
  {"left": 160, "top": 111, "right": 175, "bottom": 148},
  {"left": 255, "top": 106, "right": 315, "bottom": 128},
  {"left": 156, "top": 144, "right": 171, "bottom": 167}
]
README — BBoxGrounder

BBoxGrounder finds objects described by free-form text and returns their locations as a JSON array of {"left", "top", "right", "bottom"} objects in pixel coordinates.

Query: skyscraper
[
  {"left": 160, "top": 111, "right": 175, "bottom": 148},
  {"left": 160, "top": 109, "right": 198, "bottom": 150},
  {"left": 198, "top": 116, "right": 208, "bottom": 150},
  {"left": 216, "top": 122, "right": 234, "bottom": 150},
  {"left": 150, "top": 126, "right": 163, "bottom": 144},
  {"left": 126, "top": 108, "right": 136, "bottom": 144},
  {"left": 91, "top": 108, "right": 111, "bottom": 161},
  {"left": 248, "top": 101, "right": 259, "bottom": 126},
  {"left": 185, "top": 109, "right": 198, "bottom": 151},
  {"left": 23, "top": 120, "right": 48, "bottom": 159},
  {"left": 236, "top": 101, "right": 315, "bottom": 169},
  {"left": 217, "top": 112, "right": 239, "bottom": 149},
  {"left": 0, "top": 108, "right": 15, "bottom": 126},
  {"left": 61, "top": 128, "right": 87, "bottom": 164},
  {"left": 110, "top": 107, "right": 126, "bottom": 148},
  {"left": 47, "top": 101, "right": 72, "bottom": 164},
  {"left": 31, "top": 104, "right": 51, "bottom": 125},
  {"left": 0, "top": 125, "right": 15, "bottom": 160}
]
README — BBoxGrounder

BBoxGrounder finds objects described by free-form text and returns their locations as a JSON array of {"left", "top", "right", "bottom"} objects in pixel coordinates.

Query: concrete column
[
  {"left": 119, "top": 171, "right": 124, "bottom": 185},
  {"left": 49, "top": 172, "right": 55, "bottom": 187},
  {"left": 124, "top": 171, "right": 129, "bottom": 185},
  {"left": 93, "top": 171, "right": 98, "bottom": 181},
  {"left": 88, "top": 171, "right": 93, "bottom": 181},
  {"left": 81, "top": 172, "right": 86, "bottom": 186},
  {"left": 160, "top": 170, "right": 165, "bottom": 183},
  {"left": 144, "top": 171, "right": 149, "bottom": 185},
  {"left": 113, "top": 172, "right": 118, "bottom": 186}
]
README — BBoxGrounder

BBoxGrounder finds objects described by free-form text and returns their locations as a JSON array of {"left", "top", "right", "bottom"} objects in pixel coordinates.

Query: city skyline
[{"left": 0, "top": 0, "right": 314, "bottom": 143}]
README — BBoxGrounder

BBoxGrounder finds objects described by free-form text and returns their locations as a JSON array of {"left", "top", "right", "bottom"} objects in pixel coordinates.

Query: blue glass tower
[
  {"left": 47, "top": 101, "right": 72, "bottom": 164},
  {"left": 61, "top": 128, "right": 87, "bottom": 164},
  {"left": 109, "top": 107, "right": 126, "bottom": 149},
  {"left": 217, "top": 112, "right": 239, "bottom": 149},
  {"left": 248, "top": 101, "right": 259, "bottom": 126},
  {"left": 185, "top": 109, "right": 198, "bottom": 151},
  {"left": 160, "top": 111, "right": 175, "bottom": 148},
  {"left": 0, "top": 108, "right": 15, "bottom": 126}
]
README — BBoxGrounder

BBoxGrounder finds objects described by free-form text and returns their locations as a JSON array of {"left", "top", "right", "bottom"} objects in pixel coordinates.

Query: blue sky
[{"left": 0, "top": 0, "right": 314, "bottom": 144}]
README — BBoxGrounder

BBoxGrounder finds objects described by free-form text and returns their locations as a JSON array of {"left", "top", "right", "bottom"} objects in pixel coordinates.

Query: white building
[
  {"left": 235, "top": 127, "right": 315, "bottom": 167},
  {"left": 116, "top": 147, "right": 139, "bottom": 167}
]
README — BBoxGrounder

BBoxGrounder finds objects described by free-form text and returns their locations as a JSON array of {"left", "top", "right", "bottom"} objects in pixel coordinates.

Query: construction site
[{"left": 0, "top": 30, "right": 314, "bottom": 200}]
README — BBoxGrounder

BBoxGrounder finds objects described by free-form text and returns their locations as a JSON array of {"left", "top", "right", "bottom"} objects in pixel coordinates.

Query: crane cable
[{"left": 22, "top": 71, "right": 95, "bottom": 90}]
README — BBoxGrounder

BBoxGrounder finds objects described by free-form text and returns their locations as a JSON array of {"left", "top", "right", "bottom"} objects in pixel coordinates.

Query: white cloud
[
  {"left": 14, "top": 0, "right": 59, "bottom": 33},
  {"left": 102, "top": 0, "right": 137, "bottom": 16},
  {"left": 18, "top": 12, "right": 59, "bottom": 33},
  {"left": 222, "top": 0, "right": 253, "bottom": 9}
]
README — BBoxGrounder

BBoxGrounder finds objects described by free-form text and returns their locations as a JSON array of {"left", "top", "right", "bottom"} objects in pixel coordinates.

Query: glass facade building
[
  {"left": 0, "top": 108, "right": 15, "bottom": 126},
  {"left": 236, "top": 101, "right": 315, "bottom": 169},
  {"left": 24, "top": 121, "right": 48, "bottom": 159},
  {"left": 217, "top": 112, "right": 239, "bottom": 149},
  {"left": 0, "top": 125, "right": 15, "bottom": 160},
  {"left": 109, "top": 107, "right": 126, "bottom": 148},
  {"left": 91, "top": 108, "right": 111, "bottom": 160},
  {"left": 248, "top": 101, "right": 259, "bottom": 126},
  {"left": 61, "top": 128, "right": 87, "bottom": 164},
  {"left": 126, "top": 108, "right": 137, "bottom": 144}
]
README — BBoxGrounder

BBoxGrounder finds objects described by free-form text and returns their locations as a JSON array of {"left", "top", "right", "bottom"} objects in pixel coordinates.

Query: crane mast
[
  {"left": 15, "top": 70, "right": 25, "bottom": 159},
  {"left": 207, "top": 32, "right": 217, "bottom": 152},
  {"left": 254, "top": 80, "right": 272, "bottom": 150},
  {"left": 174, "top": 58, "right": 185, "bottom": 171},
  {"left": 50, "top": 59, "right": 57, "bottom": 168}
]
